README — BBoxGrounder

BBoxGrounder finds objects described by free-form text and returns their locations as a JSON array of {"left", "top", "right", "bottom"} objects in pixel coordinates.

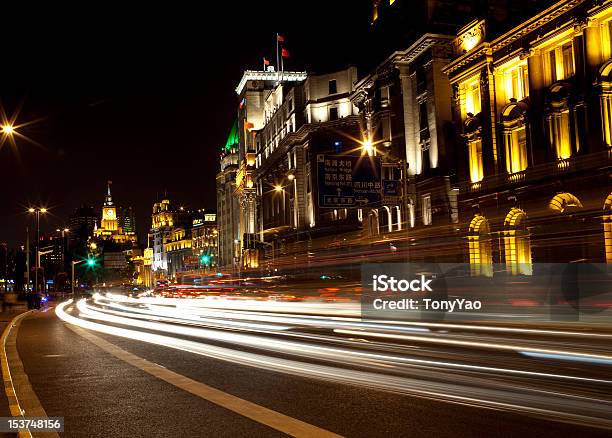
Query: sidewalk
[{"left": 0, "top": 304, "right": 29, "bottom": 421}]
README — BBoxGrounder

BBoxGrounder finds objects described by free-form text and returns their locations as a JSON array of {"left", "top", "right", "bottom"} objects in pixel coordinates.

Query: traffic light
[
  {"left": 201, "top": 254, "right": 211, "bottom": 265},
  {"left": 87, "top": 257, "right": 96, "bottom": 267}
]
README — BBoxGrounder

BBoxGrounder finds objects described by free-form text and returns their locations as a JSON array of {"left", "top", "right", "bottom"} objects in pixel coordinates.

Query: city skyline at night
[{"left": 0, "top": 2, "right": 610, "bottom": 437}]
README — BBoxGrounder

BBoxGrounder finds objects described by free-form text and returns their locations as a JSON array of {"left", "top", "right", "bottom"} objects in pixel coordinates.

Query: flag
[
  {"left": 263, "top": 57, "right": 270, "bottom": 66},
  {"left": 281, "top": 48, "right": 290, "bottom": 58},
  {"left": 277, "top": 34, "right": 285, "bottom": 43}
]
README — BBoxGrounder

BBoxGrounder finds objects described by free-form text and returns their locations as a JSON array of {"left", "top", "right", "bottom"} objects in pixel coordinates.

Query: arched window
[
  {"left": 381, "top": 206, "right": 393, "bottom": 233},
  {"left": 501, "top": 102, "right": 529, "bottom": 174},
  {"left": 545, "top": 82, "right": 578, "bottom": 160},
  {"left": 548, "top": 192, "right": 583, "bottom": 213},
  {"left": 468, "top": 214, "right": 493, "bottom": 277},
  {"left": 604, "top": 193, "right": 612, "bottom": 264},
  {"left": 503, "top": 208, "right": 532, "bottom": 275},
  {"left": 598, "top": 60, "right": 612, "bottom": 148}
]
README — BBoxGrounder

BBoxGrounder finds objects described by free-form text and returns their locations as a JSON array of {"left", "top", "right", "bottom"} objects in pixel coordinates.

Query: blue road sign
[
  {"left": 383, "top": 180, "right": 400, "bottom": 196},
  {"left": 317, "top": 154, "right": 382, "bottom": 208}
]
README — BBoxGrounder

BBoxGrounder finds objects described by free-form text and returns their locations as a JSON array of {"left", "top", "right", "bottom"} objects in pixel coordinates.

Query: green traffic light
[
  {"left": 201, "top": 255, "right": 210, "bottom": 265},
  {"left": 87, "top": 258, "right": 96, "bottom": 267}
]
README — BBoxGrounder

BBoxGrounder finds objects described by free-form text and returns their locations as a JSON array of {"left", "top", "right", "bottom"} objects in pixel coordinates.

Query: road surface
[{"left": 5, "top": 294, "right": 612, "bottom": 437}]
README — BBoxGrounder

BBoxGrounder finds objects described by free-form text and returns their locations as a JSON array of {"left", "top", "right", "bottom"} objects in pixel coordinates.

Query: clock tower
[{"left": 100, "top": 180, "right": 118, "bottom": 232}]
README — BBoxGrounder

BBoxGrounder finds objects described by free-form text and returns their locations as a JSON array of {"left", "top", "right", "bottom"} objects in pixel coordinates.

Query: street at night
[
  {"left": 2, "top": 0, "right": 612, "bottom": 437},
  {"left": 0, "top": 294, "right": 608, "bottom": 437}
]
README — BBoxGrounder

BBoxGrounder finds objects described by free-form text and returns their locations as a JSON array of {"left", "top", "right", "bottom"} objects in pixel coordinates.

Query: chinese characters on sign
[{"left": 317, "top": 154, "right": 382, "bottom": 208}]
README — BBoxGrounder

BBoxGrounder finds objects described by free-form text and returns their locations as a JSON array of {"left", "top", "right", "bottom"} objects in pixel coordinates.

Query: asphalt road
[{"left": 10, "top": 297, "right": 612, "bottom": 437}]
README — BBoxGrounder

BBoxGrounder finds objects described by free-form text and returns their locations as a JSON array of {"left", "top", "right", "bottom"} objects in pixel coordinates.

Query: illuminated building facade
[
  {"left": 165, "top": 227, "right": 193, "bottom": 280},
  {"left": 148, "top": 199, "right": 197, "bottom": 281},
  {"left": 93, "top": 181, "right": 138, "bottom": 245},
  {"left": 250, "top": 67, "right": 361, "bottom": 268},
  {"left": 216, "top": 121, "right": 240, "bottom": 270},
  {"left": 233, "top": 68, "right": 308, "bottom": 268},
  {"left": 369, "top": 0, "right": 552, "bottom": 65},
  {"left": 149, "top": 199, "right": 174, "bottom": 278},
  {"left": 351, "top": 35, "right": 460, "bottom": 243},
  {"left": 192, "top": 212, "right": 218, "bottom": 269},
  {"left": 443, "top": 0, "right": 612, "bottom": 273}
]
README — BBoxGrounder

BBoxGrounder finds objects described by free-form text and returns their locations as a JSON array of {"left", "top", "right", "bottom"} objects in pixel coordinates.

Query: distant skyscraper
[
  {"left": 69, "top": 205, "right": 97, "bottom": 246},
  {"left": 119, "top": 206, "right": 136, "bottom": 234}
]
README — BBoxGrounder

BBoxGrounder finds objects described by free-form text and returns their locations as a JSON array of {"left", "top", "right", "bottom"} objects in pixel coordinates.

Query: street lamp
[
  {"left": 1, "top": 124, "right": 15, "bottom": 135},
  {"left": 362, "top": 139, "right": 374, "bottom": 157},
  {"left": 28, "top": 207, "right": 48, "bottom": 294}
]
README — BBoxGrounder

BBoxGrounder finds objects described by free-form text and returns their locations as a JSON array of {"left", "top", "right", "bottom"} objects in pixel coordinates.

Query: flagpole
[{"left": 276, "top": 33, "right": 280, "bottom": 82}]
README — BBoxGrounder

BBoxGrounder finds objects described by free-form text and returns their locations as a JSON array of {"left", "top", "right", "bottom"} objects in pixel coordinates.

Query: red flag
[
  {"left": 277, "top": 34, "right": 285, "bottom": 43},
  {"left": 263, "top": 57, "right": 270, "bottom": 66},
  {"left": 281, "top": 48, "right": 290, "bottom": 58}
]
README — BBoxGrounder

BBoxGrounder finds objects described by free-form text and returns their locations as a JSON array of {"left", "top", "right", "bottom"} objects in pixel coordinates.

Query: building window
[
  {"left": 504, "top": 124, "right": 527, "bottom": 173},
  {"left": 544, "top": 42, "right": 575, "bottom": 84},
  {"left": 546, "top": 83, "right": 576, "bottom": 160},
  {"left": 329, "top": 79, "right": 337, "bottom": 95},
  {"left": 562, "top": 43, "right": 575, "bottom": 78},
  {"left": 463, "top": 79, "right": 481, "bottom": 117},
  {"left": 419, "top": 101, "right": 429, "bottom": 142},
  {"left": 547, "top": 110, "right": 572, "bottom": 160},
  {"left": 501, "top": 103, "right": 529, "bottom": 174},
  {"left": 501, "top": 61, "right": 529, "bottom": 101},
  {"left": 468, "top": 214, "right": 493, "bottom": 277},
  {"left": 422, "top": 194, "right": 432, "bottom": 226},
  {"left": 503, "top": 208, "right": 532, "bottom": 276},
  {"left": 329, "top": 107, "right": 338, "bottom": 121},
  {"left": 468, "top": 139, "right": 484, "bottom": 183}
]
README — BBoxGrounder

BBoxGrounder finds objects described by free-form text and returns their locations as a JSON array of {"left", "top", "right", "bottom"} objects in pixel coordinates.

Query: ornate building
[
  {"left": 443, "top": 0, "right": 612, "bottom": 272},
  {"left": 351, "top": 34, "right": 460, "bottom": 251},
  {"left": 93, "top": 181, "right": 137, "bottom": 245},
  {"left": 233, "top": 68, "right": 307, "bottom": 268},
  {"left": 216, "top": 122, "right": 240, "bottom": 270},
  {"left": 192, "top": 212, "right": 218, "bottom": 270}
]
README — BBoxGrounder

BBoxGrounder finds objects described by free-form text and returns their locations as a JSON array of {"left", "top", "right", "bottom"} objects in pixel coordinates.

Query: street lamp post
[{"left": 28, "top": 207, "right": 47, "bottom": 294}]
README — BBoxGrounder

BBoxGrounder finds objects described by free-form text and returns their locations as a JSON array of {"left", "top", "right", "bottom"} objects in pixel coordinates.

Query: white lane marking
[
  {"left": 58, "top": 302, "right": 343, "bottom": 438},
  {"left": 1, "top": 310, "right": 59, "bottom": 438}
]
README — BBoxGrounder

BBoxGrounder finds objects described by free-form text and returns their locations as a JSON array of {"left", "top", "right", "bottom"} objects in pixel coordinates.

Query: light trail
[
  {"left": 55, "top": 295, "right": 612, "bottom": 430},
  {"left": 75, "top": 299, "right": 612, "bottom": 385}
]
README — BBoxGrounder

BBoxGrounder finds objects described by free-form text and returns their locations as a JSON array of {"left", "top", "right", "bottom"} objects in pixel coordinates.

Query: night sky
[{"left": 0, "top": 2, "right": 372, "bottom": 248}]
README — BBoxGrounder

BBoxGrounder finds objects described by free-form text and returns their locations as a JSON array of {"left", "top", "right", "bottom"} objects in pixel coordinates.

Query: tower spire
[{"left": 105, "top": 180, "right": 114, "bottom": 206}]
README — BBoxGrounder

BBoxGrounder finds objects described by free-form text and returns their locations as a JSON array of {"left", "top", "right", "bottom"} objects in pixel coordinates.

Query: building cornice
[
  {"left": 235, "top": 70, "right": 307, "bottom": 95},
  {"left": 444, "top": 0, "right": 588, "bottom": 76}
]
